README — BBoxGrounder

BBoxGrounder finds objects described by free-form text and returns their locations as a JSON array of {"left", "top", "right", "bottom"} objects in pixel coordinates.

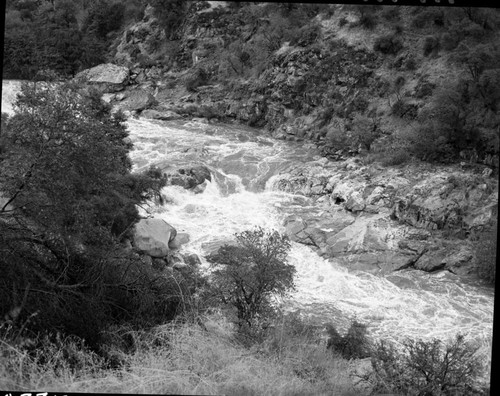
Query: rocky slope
[{"left": 73, "top": 2, "right": 498, "bottom": 282}]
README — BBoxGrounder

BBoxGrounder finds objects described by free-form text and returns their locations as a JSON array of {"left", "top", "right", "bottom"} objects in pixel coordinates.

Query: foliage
[
  {"left": 0, "top": 82, "right": 181, "bottom": 347},
  {"left": 326, "top": 321, "right": 371, "bottom": 359},
  {"left": 423, "top": 35, "right": 440, "bottom": 57},
  {"left": 148, "top": 0, "right": 188, "bottom": 40},
  {"left": 356, "top": 5, "right": 378, "bottom": 30},
  {"left": 206, "top": 228, "right": 295, "bottom": 330},
  {"left": 474, "top": 219, "right": 497, "bottom": 284},
  {"left": 374, "top": 34, "right": 404, "bottom": 55},
  {"left": 392, "top": 99, "right": 418, "bottom": 120},
  {"left": 369, "top": 334, "right": 484, "bottom": 395},
  {"left": 3, "top": 0, "right": 144, "bottom": 78},
  {"left": 381, "top": 6, "right": 400, "bottom": 22},
  {"left": 185, "top": 67, "right": 210, "bottom": 92},
  {"left": 350, "top": 114, "right": 380, "bottom": 151}
]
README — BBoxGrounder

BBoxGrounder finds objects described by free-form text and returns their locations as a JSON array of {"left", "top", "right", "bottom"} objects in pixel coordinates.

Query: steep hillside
[{"left": 110, "top": 2, "right": 499, "bottom": 170}]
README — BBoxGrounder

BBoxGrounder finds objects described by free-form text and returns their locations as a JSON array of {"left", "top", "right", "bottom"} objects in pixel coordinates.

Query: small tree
[
  {"left": 369, "top": 334, "right": 484, "bottom": 395},
  {"left": 207, "top": 228, "right": 295, "bottom": 329}
]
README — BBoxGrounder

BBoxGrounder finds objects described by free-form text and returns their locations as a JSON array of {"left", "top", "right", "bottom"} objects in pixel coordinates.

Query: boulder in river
[
  {"left": 167, "top": 165, "right": 212, "bottom": 192},
  {"left": 133, "top": 218, "right": 177, "bottom": 258},
  {"left": 75, "top": 63, "right": 129, "bottom": 93}
]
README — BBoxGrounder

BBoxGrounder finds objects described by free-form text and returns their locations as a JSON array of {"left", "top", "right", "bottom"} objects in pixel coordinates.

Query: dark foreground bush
[
  {"left": 326, "top": 321, "right": 371, "bottom": 359},
  {"left": 369, "top": 334, "right": 485, "bottom": 395},
  {"left": 474, "top": 219, "right": 497, "bottom": 284},
  {"left": 374, "top": 34, "right": 404, "bottom": 55},
  {"left": 206, "top": 228, "right": 295, "bottom": 332}
]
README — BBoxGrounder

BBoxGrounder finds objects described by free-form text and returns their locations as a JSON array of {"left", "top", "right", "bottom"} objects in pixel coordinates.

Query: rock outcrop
[
  {"left": 75, "top": 63, "right": 129, "bottom": 93},
  {"left": 271, "top": 158, "right": 497, "bottom": 276},
  {"left": 166, "top": 165, "right": 212, "bottom": 192},
  {"left": 132, "top": 218, "right": 177, "bottom": 258}
]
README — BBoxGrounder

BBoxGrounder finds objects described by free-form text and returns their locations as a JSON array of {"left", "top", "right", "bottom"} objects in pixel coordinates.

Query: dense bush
[
  {"left": 369, "top": 335, "right": 485, "bottom": 395},
  {"left": 474, "top": 219, "right": 497, "bottom": 284},
  {"left": 0, "top": 82, "right": 186, "bottom": 348},
  {"left": 381, "top": 6, "right": 400, "bottom": 22},
  {"left": 423, "top": 35, "right": 440, "bottom": 57},
  {"left": 148, "top": 0, "right": 188, "bottom": 40},
  {"left": 185, "top": 67, "right": 210, "bottom": 92},
  {"left": 206, "top": 228, "right": 295, "bottom": 331},
  {"left": 326, "top": 321, "right": 371, "bottom": 359},
  {"left": 392, "top": 99, "right": 418, "bottom": 120},
  {"left": 374, "top": 34, "right": 404, "bottom": 55}
]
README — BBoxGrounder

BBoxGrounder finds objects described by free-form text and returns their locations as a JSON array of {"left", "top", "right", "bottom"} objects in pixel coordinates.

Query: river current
[{"left": 2, "top": 81, "right": 494, "bottom": 380}]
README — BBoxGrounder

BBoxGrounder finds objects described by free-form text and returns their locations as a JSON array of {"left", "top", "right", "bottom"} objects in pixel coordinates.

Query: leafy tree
[
  {"left": 207, "top": 228, "right": 295, "bottom": 329},
  {"left": 0, "top": 82, "right": 169, "bottom": 346},
  {"left": 369, "top": 334, "right": 484, "bottom": 395}
]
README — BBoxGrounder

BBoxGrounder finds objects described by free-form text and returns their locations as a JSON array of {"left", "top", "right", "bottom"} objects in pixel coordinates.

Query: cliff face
[{"left": 88, "top": 1, "right": 499, "bottom": 281}]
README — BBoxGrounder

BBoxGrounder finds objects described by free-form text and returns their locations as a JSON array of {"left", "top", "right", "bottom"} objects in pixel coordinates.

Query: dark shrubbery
[
  {"left": 392, "top": 99, "right": 418, "bottom": 120},
  {"left": 185, "top": 68, "right": 210, "bottom": 92},
  {"left": 206, "top": 228, "right": 295, "bottom": 331},
  {"left": 0, "top": 82, "right": 191, "bottom": 349},
  {"left": 374, "top": 34, "right": 404, "bottom": 55},
  {"left": 369, "top": 335, "right": 485, "bottom": 396},
  {"left": 326, "top": 321, "right": 371, "bottom": 359},
  {"left": 474, "top": 219, "right": 497, "bottom": 284},
  {"left": 381, "top": 6, "right": 400, "bottom": 22},
  {"left": 423, "top": 36, "right": 440, "bottom": 57}
]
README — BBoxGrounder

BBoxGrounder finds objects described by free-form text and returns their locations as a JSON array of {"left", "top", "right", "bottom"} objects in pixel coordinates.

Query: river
[{"left": 2, "top": 81, "right": 494, "bottom": 381}]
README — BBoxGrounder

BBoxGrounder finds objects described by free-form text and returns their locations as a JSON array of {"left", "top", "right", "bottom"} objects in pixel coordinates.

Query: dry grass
[{"left": 0, "top": 313, "right": 360, "bottom": 395}]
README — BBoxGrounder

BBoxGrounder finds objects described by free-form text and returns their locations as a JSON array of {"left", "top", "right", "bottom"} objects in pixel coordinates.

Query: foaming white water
[
  {"left": 127, "top": 116, "right": 493, "bottom": 378},
  {"left": 1, "top": 80, "right": 23, "bottom": 115}
]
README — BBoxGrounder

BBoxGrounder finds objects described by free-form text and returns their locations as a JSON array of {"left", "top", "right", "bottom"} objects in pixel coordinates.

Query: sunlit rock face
[
  {"left": 268, "top": 158, "right": 497, "bottom": 276},
  {"left": 133, "top": 218, "right": 177, "bottom": 258},
  {"left": 74, "top": 63, "right": 129, "bottom": 93}
]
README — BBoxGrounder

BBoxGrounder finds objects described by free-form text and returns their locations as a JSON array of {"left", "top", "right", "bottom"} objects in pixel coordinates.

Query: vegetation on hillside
[{"left": 3, "top": 0, "right": 146, "bottom": 79}]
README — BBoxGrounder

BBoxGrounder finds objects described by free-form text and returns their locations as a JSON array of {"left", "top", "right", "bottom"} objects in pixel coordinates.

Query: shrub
[
  {"left": 441, "top": 32, "right": 461, "bottom": 51},
  {"left": 185, "top": 67, "right": 209, "bottom": 92},
  {"left": 392, "top": 99, "right": 418, "bottom": 120},
  {"left": 339, "top": 16, "right": 348, "bottom": 27},
  {"left": 381, "top": 149, "right": 410, "bottom": 166},
  {"left": 475, "top": 219, "right": 497, "bottom": 284},
  {"left": 414, "top": 79, "right": 436, "bottom": 99},
  {"left": 374, "top": 34, "right": 403, "bottom": 55},
  {"left": 404, "top": 55, "right": 418, "bottom": 71},
  {"left": 381, "top": 6, "right": 400, "bottom": 21},
  {"left": 326, "top": 321, "right": 371, "bottom": 359},
  {"left": 206, "top": 228, "right": 295, "bottom": 331},
  {"left": 369, "top": 334, "right": 484, "bottom": 395},
  {"left": 359, "top": 13, "right": 377, "bottom": 30},
  {"left": 394, "top": 24, "right": 404, "bottom": 34},
  {"left": 423, "top": 35, "right": 440, "bottom": 57},
  {"left": 351, "top": 114, "right": 380, "bottom": 151}
]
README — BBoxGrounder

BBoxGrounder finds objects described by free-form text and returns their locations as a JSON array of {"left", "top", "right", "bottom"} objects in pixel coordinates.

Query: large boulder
[
  {"left": 75, "top": 63, "right": 129, "bottom": 93},
  {"left": 116, "top": 89, "right": 157, "bottom": 112},
  {"left": 132, "top": 218, "right": 177, "bottom": 258}
]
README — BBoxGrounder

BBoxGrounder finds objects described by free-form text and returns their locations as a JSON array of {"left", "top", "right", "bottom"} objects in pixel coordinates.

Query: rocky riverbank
[{"left": 71, "top": 60, "right": 498, "bottom": 283}]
